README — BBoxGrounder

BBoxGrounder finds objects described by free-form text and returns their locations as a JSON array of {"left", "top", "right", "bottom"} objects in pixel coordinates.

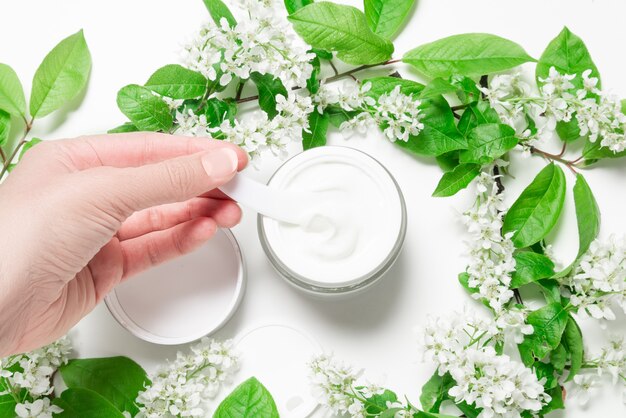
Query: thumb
[{"left": 95, "top": 147, "right": 239, "bottom": 216}]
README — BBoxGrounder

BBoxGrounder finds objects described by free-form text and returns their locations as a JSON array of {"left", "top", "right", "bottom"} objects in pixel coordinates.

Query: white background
[{"left": 2, "top": 0, "right": 626, "bottom": 416}]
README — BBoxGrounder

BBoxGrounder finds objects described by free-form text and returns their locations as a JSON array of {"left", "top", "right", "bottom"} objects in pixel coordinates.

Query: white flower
[
  {"left": 420, "top": 311, "right": 550, "bottom": 418},
  {"left": 15, "top": 398, "right": 63, "bottom": 418},
  {"left": 1, "top": 336, "right": 71, "bottom": 399},
  {"left": 462, "top": 170, "right": 516, "bottom": 313},
  {"left": 309, "top": 354, "right": 361, "bottom": 416},
  {"left": 565, "top": 235, "right": 626, "bottom": 321},
  {"left": 483, "top": 67, "right": 626, "bottom": 153},
  {"left": 182, "top": 0, "right": 314, "bottom": 90},
  {"left": 315, "top": 81, "right": 424, "bottom": 142},
  {"left": 136, "top": 338, "right": 239, "bottom": 418},
  {"left": 495, "top": 307, "right": 534, "bottom": 344},
  {"left": 569, "top": 374, "right": 600, "bottom": 406}
]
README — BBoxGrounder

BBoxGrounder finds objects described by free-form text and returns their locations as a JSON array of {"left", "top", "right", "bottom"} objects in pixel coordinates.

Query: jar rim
[{"left": 257, "top": 146, "right": 407, "bottom": 294}]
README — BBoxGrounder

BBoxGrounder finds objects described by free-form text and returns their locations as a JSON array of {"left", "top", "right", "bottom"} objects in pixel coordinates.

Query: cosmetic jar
[
  {"left": 105, "top": 229, "right": 245, "bottom": 345},
  {"left": 258, "top": 146, "right": 407, "bottom": 295}
]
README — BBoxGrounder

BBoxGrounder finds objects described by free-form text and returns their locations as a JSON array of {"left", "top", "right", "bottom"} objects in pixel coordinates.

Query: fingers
[
  {"left": 58, "top": 132, "right": 248, "bottom": 171},
  {"left": 120, "top": 217, "right": 217, "bottom": 279},
  {"left": 117, "top": 197, "right": 242, "bottom": 241},
  {"left": 88, "top": 146, "right": 240, "bottom": 217}
]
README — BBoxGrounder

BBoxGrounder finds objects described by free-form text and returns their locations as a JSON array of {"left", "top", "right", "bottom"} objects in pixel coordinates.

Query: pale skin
[{"left": 0, "top": 133, "right": 248, "bottom": 357}]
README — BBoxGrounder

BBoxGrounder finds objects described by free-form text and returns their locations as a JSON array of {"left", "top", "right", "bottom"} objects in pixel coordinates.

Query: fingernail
[{"left": 201, "top": 148, "right": 238, "bottom": 182}]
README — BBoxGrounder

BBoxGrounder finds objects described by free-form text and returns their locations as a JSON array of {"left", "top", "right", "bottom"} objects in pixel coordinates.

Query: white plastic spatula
[{"left": 220, "top": 175, "right": 309, "bottom": 225}]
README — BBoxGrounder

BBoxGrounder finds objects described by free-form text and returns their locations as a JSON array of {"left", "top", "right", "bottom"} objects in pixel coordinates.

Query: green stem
[{"left": 0, "top": 117, "right": 33, "bottom": 179}]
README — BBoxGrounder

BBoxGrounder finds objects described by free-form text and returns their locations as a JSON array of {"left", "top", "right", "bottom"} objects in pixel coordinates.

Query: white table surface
[{"left": 2, "top": 0, "right": 625, "bottom": 416}]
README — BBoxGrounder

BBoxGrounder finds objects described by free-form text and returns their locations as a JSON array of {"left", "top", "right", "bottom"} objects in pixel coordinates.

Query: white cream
[{"left": 260, "top": 147, "right": 405, "bottom": 290}]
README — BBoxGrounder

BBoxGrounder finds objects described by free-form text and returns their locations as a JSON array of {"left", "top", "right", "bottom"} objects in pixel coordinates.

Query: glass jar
[{"left": 258, "top": 146, "right": 407, "bottom": 295}]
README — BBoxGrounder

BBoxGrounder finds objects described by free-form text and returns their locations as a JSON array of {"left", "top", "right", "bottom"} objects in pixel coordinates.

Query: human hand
[{"left": 0, "top": 133, "right": 248, "bottom": 356}]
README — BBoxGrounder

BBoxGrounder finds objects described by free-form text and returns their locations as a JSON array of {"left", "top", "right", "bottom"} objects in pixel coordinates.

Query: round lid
[
  {"left": 232, "top": 324, "right": 322, "bottom": 417},
  {"left": 105, "top": 228, "right": 245, "bottom": 345}
]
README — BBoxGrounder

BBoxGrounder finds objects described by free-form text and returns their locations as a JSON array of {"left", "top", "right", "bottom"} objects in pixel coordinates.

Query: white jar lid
[
  {"left": 231, "top": 324, "right": 322, "bottom": 418},
  {"left": 105, "top": 228, "right": 245, "bottom": 345}
]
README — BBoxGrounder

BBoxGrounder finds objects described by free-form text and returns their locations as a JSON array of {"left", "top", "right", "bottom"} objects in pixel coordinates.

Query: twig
[
  {"left": 0, "top": 147, "right": 6, "bottom": 163},
  {"left": 236, "top": 58, "right": 401, "bottom": 104},
  {"left": 328, "top": 60, "right": 339, "bottom": 76},
  {"left": 324, "top": 58, "right": 401, "bottom": 83},
  {"left": 530, "top": 146, "right": 579, "bottom": 174},
  {"left": 235, "top": 79, "right": 245, "bottom": 101},
  {"left": 0, "top": 117, "right": 33, "bottom": 179}
]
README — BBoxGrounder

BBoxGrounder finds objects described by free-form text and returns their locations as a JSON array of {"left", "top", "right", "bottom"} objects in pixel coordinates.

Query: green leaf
[
  {"left": 288, "top": 2, "right": 394, "bottom": 65},
  {"left": 363, "top": 0, "right": 415, "bottom": 39},
  {"left": 364, "top": 76, "right": 424, "bottom": 99},
  {"left": 510, "top": 252, "right": 555, "bottom": 289},
  {"left": 536, "top": 27, "right": 600, "bottom": 91},
  {"left": 284, "top": 0, "right": 313, "bottom": 14},
  {"left": 364, "top": 389, "right": 398, "bottom": 414},
  {"left": 432, "top": 163, "right": 480, "bottom": 197},
  {"left": 550, "top": 343, "right": 568, "bottom": 373},
  {"left": 214, "top": 377, "right": 279, "bottom": 418},
  {"left": 0, "top": 63, "right": 26, "bottom": 117},
  {"left": 419, "top": 77, "right": 457, "bottom": 99},
  {"left": 457, "top": 101, "right": 500, "bottom": 137},
  {"left": 503, "top": 164, "right": 566, "bottom": 248},
  {"left": 108, "top": 122, "right": 139, "bottom": 134},
  {"left": 435, "top": 151, "right": 460, "bottom": 172},
  {"left": 582, "top": 138, "right": 626, "bottom": 161},
  {"left": 454, "top": 402, "right": 481, "bottom": 418},
  {"left": 459, "top": 123, "right": 517, "bottom": 164},
  {"left": 572, "top": 174, "right": 600, "bottom": 258},
  {"left": 326, "top": 105, "right": 358, "bottom": 128},
  {"left": 250, "top": 72, "right": 288, "bottom": 119},
  {"left": 396, "top": 96, "right": 466, "bottom": 156},
  {"left": 0, "top": 110, "right": 10, "bottom": 146},
  {"left": 0, "top": 394, "right": 16, "bottom": 418},
  {"left": 540, "top": 385, "right": 564, "bottom": 415},
  {"left": 534, "top": 362, "right": 558, "bottom": 390},
  {"left": 520, "top": 303, "right": 569, "bottom": 362},
  {"left": 302, "top": 110, "right": 329, "bottom": 150},
  {"left": 145, "top": 64, "right": 207, "bottom": 99},
  {"left": 307, "top": 55, "right": 321, "bottom": 94},
  {"left": 54, "top": 388, "right": 125, "bottom": 418},
  {"left": 536, "top": 27, "right": 600, "bottom": 142},
  {"left": 561, "top": 315, "right": 583, "bottom": 382},
  {"left": 419, "top": 372, "right": 454, "bottom": 413},
  {"left": 203, "top": 0, "right": 237, "bottom": 28},
  {"left": 116, "top": 84, "right": 173, "bottom": 132},
  {"left": 204, "top": 98, "right": 237, "bottom": 127},
  {"left": 450, "top": 75, "right": 481, "bottom": 104},
  {"left": 536, "top": 279, "right": 562, "bottom": 305},
  {"left": 30, "top": 30, "right": 91, "bottom": 118},
  {"left": 59, "top": 357, "right": 150, "bottom": 415},
  {"left": 403, "top": 33, "right": 534, "bottom": 78}
]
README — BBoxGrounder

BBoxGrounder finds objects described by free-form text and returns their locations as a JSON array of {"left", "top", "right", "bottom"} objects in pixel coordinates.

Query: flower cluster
[
  {"left": 174, "top": 93, "right": 314, "bottom": 160},
  {"left": 182, "top": 0, "right": 314, "bottom": 90},
  {"left": 14, "top": 398, "right": 63, "bottom": 418},
  {"left": 136, "top": 338, "right": 239, "bottom": 418},
  {"left": 421, "top": 311, "right": 551, "bottom": 418},
  {"left": 564, "top": 235, "right": 626, "bottom": 320},
  {"left": 309, "top": 354, "right": 398, "bottom": 418},
  {"left": 480, "top": 67, "right": 626, "bottom": 152},
  {"left": 314, "top": 81, "right": 425, "bottom": 142},
  {"left": 568, "top": 336, "right": 626, "bottom": 405},
  {"left": 462, "top": 170, "right": 517, "bottom": 314},
  {"left": 0, "top": 337, "right": 70, "bottom": 417}
]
